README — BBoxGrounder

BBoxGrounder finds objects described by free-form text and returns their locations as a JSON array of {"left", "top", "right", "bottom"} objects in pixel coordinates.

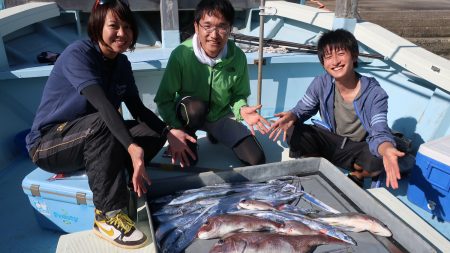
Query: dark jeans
[
  {"left": 29, "top": 113, "right": 166, "bottom": 212},
  {"left": 288, "top": 124, "right": 383, "bottom": 172},
  {"left": 176, "top": 96, "right": 265, "bottom": 166}
]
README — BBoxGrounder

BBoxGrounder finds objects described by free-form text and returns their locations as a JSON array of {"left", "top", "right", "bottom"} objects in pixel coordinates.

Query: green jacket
[{"left": 154, "top": 39, "right": 250, "bottom": 128}]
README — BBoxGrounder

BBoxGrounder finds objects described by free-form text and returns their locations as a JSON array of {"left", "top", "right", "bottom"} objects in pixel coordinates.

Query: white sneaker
[{"left": 93, "top": 209, "right": 147, "bottom": 249}]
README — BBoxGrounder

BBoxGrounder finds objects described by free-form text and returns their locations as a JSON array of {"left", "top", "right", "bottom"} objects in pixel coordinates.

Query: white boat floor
[
  {"left": 56, "top": 206, "right": 156, "bottom": 253},
  {"left": 149, "top": 131, "right": 294, "bottom": 175}
]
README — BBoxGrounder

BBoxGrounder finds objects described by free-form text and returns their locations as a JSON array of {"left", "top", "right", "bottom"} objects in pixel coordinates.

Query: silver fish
[
  {"left": 153, "top": 206, "right": 205, "bottom": 223},
  {"left": 168, "top": 188, "right": 239, "bottom": 206},
  {"left": 209, "top": 233, "right": 350, "bottom": 253},
  {"left": 155, "top": 213, "right": 199, "bottom": 247},
  {"left": 277, "top": 203, "right": 318, "bottom": 216},
  {"left": 298, "top": 191, "right": 341, "bottom": 214},
  {"left": 160, "top": 204, "right": 218, "bottom": 253},
  {"left": 168, "top": 183, "right": 278, "bottom": 206},
  {"left": 177, "top": 181, "right": 281, "bottom": 195},
  {"left": 314, "top": 212, "right": 392, "bottom": 237},
  {"left": 197, "top": 214, "right": 282, "bottom": 239},
  {"left": 169, "top": 205, "right": 221, "bottom": 253},
  {"left": 238, "top": 199, "right": 277, "bottom": 211},
  {"left": 154, "top": 198, "right": 221, "bottom": 216}
]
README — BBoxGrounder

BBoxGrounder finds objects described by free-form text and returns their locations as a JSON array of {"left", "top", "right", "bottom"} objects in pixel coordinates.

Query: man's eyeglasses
[
  {"left": 94, "top": 0, "right": 129, "bottom": 11},
  {"left": 198, "top": 23, "right": 230, "bottom": 35}
]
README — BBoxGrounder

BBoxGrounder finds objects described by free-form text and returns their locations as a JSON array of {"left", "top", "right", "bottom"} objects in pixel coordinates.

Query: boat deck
[
  {"left": 0, "top": 1, "right": 449, "bottom": 252},
  {"left": 2, "top": 131, "right": 449, "bottom": 252}
]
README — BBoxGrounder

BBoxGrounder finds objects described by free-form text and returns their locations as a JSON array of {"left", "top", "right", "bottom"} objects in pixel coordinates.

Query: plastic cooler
[
  {"left": 22, "top": 168, "right": 94, "bottom": 233},
  {"left": 407, "top": 135, "right": 450, "bottom": 221}
]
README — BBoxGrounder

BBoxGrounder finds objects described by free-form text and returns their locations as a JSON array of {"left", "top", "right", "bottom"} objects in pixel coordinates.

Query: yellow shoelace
[{"left": 108, "top": 212, "right": 135, "bottom": 234}]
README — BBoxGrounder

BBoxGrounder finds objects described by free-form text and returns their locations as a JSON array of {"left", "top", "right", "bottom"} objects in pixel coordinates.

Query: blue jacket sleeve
[
  {"left": 366, "top": 89, "right": 396, "bottom": 157},
  {"left": 289, "top": 76, "right": 321, "bottom": 123}
]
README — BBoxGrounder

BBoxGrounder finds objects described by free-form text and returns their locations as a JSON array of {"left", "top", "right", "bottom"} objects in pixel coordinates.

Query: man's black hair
[
  {"left": 194, "top": 0, "right": 235, "bottom": 26},
  {"left": 317, "top": 29, "right": 359, "bottom": 68}
]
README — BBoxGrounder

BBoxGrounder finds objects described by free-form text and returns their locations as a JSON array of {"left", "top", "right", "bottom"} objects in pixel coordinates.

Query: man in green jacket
[{"left": 155, "top": 0, "right": 270, "bottom": 167}]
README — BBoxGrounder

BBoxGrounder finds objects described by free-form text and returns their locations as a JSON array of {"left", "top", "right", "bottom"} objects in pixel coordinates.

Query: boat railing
[
  {"left": 0, "top": 2, "right": 59, "bottom": 71},
  {"left": 266, "top": 1, "right": 450, "bottom": 93}
]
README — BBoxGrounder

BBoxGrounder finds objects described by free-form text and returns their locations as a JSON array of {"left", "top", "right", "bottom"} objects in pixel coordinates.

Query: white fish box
[{"left": 147, "top": 158, "right": 439, "bottom": 253}]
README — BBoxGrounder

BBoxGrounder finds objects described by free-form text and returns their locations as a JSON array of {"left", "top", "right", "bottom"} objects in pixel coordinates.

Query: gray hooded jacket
[{"left": 290, "top": 72, "right": 395, "bottom": 157}]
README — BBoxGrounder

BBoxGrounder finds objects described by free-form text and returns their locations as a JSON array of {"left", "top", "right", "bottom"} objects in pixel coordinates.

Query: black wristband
[{"left": 161, "top": 125, "right": 173, "bottom": 138}]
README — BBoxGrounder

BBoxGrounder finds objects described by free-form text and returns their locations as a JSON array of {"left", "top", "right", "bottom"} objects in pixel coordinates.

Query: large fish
[
  {"left": 197, "top": 214, "right": 282, "bottom": 239},
  {"left": 209, "top": 233, "right": 350, "bottom": 253},
  {"left": 229, "top": 209, "right": 357, "bottom": 245},
  {"left": 277, "top": 220, "right": 322, "bottom": 236},
  {"left": 314, "top": 212, "right": 392, "bottom": 237}
]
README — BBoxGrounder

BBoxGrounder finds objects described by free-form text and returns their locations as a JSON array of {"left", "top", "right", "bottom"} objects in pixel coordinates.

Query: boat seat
[{"left": 0, "top": 2, "right": 60, "bottom": 70}]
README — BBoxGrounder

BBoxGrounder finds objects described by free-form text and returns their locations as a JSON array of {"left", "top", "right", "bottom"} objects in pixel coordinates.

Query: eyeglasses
[
  {"left": 94, "top": 0, "right": 129, "bottom": 11},
  {"left": 198, "top": 23, "right": 230, "bottom": 35}
]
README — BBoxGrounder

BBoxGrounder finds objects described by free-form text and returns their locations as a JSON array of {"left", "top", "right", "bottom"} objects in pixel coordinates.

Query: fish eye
[
  {"left": 204, "top": 221, "right": 209, "bottom": 225},
  {"left": 218, "top": 239, "right": 224, "bottom": 244}
]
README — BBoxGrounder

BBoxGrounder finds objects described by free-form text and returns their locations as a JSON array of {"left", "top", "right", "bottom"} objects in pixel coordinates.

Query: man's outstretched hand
[
  {"left": 240, "top": 105, "right": 271, "bottom": 135},
  {"left": 268, "top": 111, "right": 298, "bottom": 142}
]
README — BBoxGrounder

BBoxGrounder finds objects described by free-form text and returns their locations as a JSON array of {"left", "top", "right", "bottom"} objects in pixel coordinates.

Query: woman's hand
[
  {"left": 128, "top": 143, "right": 151, "bottom": 197},
  {"left": 166, "top": 129, "right": 197, "bottom": 167}
]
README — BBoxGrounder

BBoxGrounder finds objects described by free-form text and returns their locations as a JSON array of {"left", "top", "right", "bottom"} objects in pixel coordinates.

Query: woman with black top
[{"left": 25, "top": 0, "right": 172, "bottom": 248}]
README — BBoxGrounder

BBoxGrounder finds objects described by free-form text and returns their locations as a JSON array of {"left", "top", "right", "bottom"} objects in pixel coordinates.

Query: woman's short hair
[{"left": 87, "top": 0, "right": 138, "bottom": 51}]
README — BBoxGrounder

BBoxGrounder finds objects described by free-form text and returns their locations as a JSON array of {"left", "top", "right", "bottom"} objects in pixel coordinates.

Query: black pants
[
  {"left": 288, "top": 124, "right": 383, "bottom": 172},
  {"left": 176, "top": 96, "right": 265, "bottom": 166},
  {"left": 29, "top": 113, "right": 166, "bottom": 212}
]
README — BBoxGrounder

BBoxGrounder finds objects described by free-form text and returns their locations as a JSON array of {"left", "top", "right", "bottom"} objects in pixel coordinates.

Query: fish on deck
[
  {"left": 209, "top": 233, "right": 350, "bottom": 253},
  {"left": 238, "top": 199, "right": 278, "bottom": 211},
  {"left": 277, "top": 220, "right": 322, "bottom": 236},
  {"left": 197, "top": 214, "right": 283, "bottom": 239},
  {"left": 314, "top": 212, "right": 393, "bottom": 237},
  {"left": 229, "top": 209, "right": 357, "bottom": 245}
]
